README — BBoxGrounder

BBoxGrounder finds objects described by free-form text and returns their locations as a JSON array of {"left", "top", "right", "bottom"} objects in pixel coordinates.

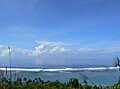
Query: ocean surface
[{"left": 0, "top": 65, "right": 120, "bottom": 86}]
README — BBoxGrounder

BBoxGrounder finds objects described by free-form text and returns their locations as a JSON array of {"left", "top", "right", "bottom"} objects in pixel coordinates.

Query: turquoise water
[
  {"left": 12, "top": 69, "right": 120, "bottom": 86},
  {"left": 1, "top": 65, "right": 120, "bottom": 86}
]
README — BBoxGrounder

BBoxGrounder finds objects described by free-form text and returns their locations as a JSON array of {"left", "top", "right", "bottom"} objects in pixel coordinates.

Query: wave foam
[{"left": 0, "top": 67, "right": 119, "bottom": 72}]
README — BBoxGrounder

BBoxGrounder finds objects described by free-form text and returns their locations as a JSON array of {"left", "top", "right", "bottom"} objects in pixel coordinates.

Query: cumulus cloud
[
  {"left": 0, "top": 41, "right": 67, "bottom": 57},
  {"left": 34, "top": 40, "right": 68, "bottom": 55},
  {"left": 1, "top": 42, "right": 120, "bottom": 60},
  {"left": 1, "top": 43, "right": 120, "bottom": 66},
  {"left": 27, "top": 40, "right": 67, "bottom": 56},
  {"left": 28, "top": 45, "right": 46, "bottom": 56}
]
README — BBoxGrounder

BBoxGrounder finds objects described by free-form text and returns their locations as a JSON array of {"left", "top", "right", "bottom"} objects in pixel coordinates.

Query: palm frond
[
  {"left": 114, "top": 56, "right": 120, "bottom": 67},
  {"left": 114, "top": 56, "right": 120, "bottom": 71}
]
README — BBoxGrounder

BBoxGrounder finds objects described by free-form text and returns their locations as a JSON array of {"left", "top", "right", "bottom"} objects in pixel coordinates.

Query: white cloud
[
  {"left": 0, "top": 45, "right": 27, "bottom": 57},
  {"left": 1, "top": 43, "right": 120, "bottom": 66},
  {"left": 79, "top": 48, "right": 97, "bottom": 52},
  {"left": 28, "top": 45, "right": 46, "bottom": 56},
  {"left": 36, "top": 40, "right": 70, "bottom": 47},
  {"left": 0, "top": 49, "right": 9, "bottom": 56},
  {"left": 12, "top": 48, "right": 30, "bottom": 55},
  {"left": 78, "top": 48, "right": 104, "bottom": 55},
  {"left": 0, "top": 40, "right": 68, "bottom": 57},
  {"left": 34, "top": 40, "right": 67, "bottom": 55},
  {"left": 0, "top": 45, "right": 8, "bottom": 49},
  {"left": 1, "top": 42, "right": 120, "bottom": 61},
  {"left": 77, "top": 47, "right": 120, "bottom": 56},
  {"left": 50, "top": 46, "right": 65, "bottom": 53},
  {"left": 0, "top": 45, "right": 9, "bottom": 56}
]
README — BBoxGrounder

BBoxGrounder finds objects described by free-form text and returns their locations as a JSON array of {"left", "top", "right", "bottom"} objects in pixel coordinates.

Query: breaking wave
[{"left": 0, "top": 67, "right": 119, "bottom": 72}]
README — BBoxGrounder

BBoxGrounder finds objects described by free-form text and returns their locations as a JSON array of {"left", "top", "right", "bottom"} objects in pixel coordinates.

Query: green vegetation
[{"left": 0, "top": 77, "right": 120, "bottom": 89}]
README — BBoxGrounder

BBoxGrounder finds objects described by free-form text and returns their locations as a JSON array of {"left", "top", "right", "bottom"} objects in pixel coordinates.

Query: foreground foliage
[{"left": 0, "top": 77, "right": 120, "bottom": 89}]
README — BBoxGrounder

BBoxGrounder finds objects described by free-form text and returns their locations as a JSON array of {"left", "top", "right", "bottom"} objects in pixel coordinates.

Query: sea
[{"left": 0, "top": 65, "right": 120, "bottom": 86}]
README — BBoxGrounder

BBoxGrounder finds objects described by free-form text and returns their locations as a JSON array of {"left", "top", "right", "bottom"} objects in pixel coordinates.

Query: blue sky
[{"left": 0, "top": 0, "right": 120, "bottom": 66}]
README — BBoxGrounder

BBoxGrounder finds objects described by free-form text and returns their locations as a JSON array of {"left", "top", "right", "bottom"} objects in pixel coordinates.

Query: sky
[{"left": 0, "top": 0, "right": 120, "bottom": 67}]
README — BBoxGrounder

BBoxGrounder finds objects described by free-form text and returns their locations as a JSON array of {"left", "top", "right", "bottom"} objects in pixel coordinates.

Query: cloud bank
[{"left": 0, "top": 40, "right": 120, "bottom": 66}]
